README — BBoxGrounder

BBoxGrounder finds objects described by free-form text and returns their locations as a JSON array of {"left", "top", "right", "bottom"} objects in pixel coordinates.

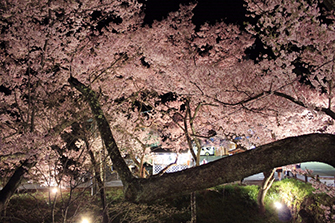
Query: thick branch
[
  {"left": 214, "top": 90, "right": 335, "bottom": 120},
  {"left": 68, "top": 76, "right": 134, "bottom": 186},
  {"left": 272, "top": 91, "right": 335, "bottom": 120},
  {"left": 213, "top": 92, "right": 266, "bottom": 106},
  {"left": 130, "top": 133, "right": 335, "bottom": 202}
]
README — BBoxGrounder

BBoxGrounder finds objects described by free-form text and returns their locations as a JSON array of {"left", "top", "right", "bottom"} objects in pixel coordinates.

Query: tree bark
[
  {"left": 190, "top": 191, "right": 196, "bottom": 223},
  {"left": 0, "top": 159, "right": 35, "bottom": 212},
  {"left": 88, "top": 149, "right": 109, "bottom": 223},
  {"left": 130, "top": 133, "right": 335, "bottom": 202},
  {"left": 257, "top": 169, "right": 275, "bottom": 214},
  {"left": 69, "top": 76, "right": 335, "bottom": 203},
  {"left": 68, "top": 77, "right": 135, "bottom": 191}
]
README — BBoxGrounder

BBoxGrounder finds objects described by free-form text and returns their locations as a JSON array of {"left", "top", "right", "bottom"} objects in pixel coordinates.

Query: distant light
[{"left": 274, "top": 201, "right": 283, "bottom": 209}]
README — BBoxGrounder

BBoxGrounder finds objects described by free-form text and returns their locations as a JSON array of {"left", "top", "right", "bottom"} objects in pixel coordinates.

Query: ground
[{"left": 2, "top": 179, "right": 333, "bottom": 223}]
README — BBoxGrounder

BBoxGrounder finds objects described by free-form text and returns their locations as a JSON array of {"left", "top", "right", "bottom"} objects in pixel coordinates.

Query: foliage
[
  {"left": 2, "top": 181, "right": 335, "bottom": 223},
  {"left": 0, "top": 190, "right": 101, "bottom": 223},
  {"left": 106, "top": 187, "right": 124, "bottom": 202},
  {"left": 0, "top": 189, "right": 187, "bottom": 223},
  {"left": 109, "top": 201, "right": 187, "bottom": 223},
  {"left": 267, "top": 179, "right": 314, "bottom": 211},
  {"left": 298, "top": 192, "right": 335, "bottom": 223},
  {"left": 304, "top": 173, "right": 335, "bottom": 222},
  {"left": 0, "top": 186, "right": 295, "bottom": 223},
  {"left": 264, "top": 178, "right": 335, "bottom": 222},
  {"left": 214, "top": 179, "right": 335, "bottom": 223}
]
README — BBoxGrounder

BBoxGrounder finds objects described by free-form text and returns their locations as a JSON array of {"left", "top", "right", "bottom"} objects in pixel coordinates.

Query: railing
[{"left": 292, "top": 174, "right": 335, "bottom": 187}]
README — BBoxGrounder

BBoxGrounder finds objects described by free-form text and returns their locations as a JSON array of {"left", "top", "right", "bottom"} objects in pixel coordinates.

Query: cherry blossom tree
[
  {"left": 67, "top": 0, "right": 335, "bottom": 203},
  {"left": 1, "top": 0, "right": 335, "bottom": 215},
  {"left": 0, "top": 0, "right": 143, "bottom": 212},
  {"left": 244, "top": 0, "right": 335, "bottom": 134},
  {"left": 240, "top": 0, "right": 335, "bottom": 212}
]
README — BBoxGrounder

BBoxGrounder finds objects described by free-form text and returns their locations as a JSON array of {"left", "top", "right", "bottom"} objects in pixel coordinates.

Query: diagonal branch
[
  {"left": 213, "top": 90, "right": 335, "bottom": 120},
  {"left": 271, "top": 91, "right": 335, "bottom": 120},
  {"left": 68, "top": 76, "right": 134, "bottom": 186},
  {"left": 156, "top": 157, "right": 178, "bottom": 177}
]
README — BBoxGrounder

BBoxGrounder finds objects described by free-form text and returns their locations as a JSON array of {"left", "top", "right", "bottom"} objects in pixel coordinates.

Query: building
[{"left": 151, "top": 147, "right": 192, "bottom": 175}]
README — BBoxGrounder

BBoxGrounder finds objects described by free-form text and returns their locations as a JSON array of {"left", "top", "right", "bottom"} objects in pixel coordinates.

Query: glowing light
[
  {"left": 81, "top": 218, "right": 90, "bottom": 223},
  {"left": 274, "top": 201, "right": 283, "bottom": 209},
  {"left": 51, "top": 187, "right": 58, "bottom": 194}
]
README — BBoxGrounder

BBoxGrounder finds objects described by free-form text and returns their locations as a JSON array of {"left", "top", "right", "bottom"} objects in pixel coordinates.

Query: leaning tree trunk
[
  {"left": 69, "top": 76, "right": 134, "bottom": 188},
  {"left": 69, "top": 76, "right": 335, "bottom": 203},
  {"left": 0, "top": 159, "right": 35, "bottom": 212},
  {"left": 257, "top": 169, "right": 275, "bottom": 214}
]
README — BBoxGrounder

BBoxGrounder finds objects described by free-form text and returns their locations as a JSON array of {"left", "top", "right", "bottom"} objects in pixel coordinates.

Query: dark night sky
[{"left": 139, "top": 0, "right": 247, "bottom": 27}]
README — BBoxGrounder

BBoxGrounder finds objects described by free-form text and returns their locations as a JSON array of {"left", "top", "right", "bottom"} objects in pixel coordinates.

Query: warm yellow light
[
  {"left": 81, "top": 218, "right": 90, "bottom": 223},
  {"left": 51, "top": 187, "right": 58, "bottom": 194},
  {"left": 274, "top": 201, "right": 283, "bottom": 209}
]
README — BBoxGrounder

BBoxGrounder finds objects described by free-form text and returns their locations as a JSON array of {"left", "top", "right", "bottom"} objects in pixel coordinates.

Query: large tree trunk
[
  {"left": 129, "top": 133, "right": 335, "bottom": 202},
  {"left": 0, "top": 160, "right": 35, "bottom": 212},
  {"left": 69, "top": 76, "right": 335, "bottom": 203}
]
